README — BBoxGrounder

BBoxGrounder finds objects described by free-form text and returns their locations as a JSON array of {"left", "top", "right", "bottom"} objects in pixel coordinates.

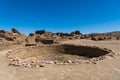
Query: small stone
[
  {"left": 22, "top": 61, "right": 27, "bottom": 66},
  {"left": 9, "top": 61, "right": 21, "bottom": 66},
  {"left": 92, "top": 61, "right": 97, "bottom": 64},
  {"left": 74, "top": 62, "right": 80, "bottom": 65},
  {"left": 48, "top": 61, "right": 54, "bottom": 64},
  {"left": 35, "top": 65, "right": 40, "bottom": 68},
  {"left": 77, "top": 60, "right": 82, "bottom": 63},
  {"left": 8, "top": 51, "right": 12, "bottom": 53},
  {"left": 56, "top": 62, "right": 63, "bottom": 65},
  {"left": 63, "top": 62, "right": 69, "bottom": 65},
  {"left": 39, "top": 64, "right": 45, "bottom": 67},
  {"left": 67, "top": 60, "right": 72, "bottom": 64},
  {"left": 92, "top": 58, "right": 97, "bottom": 61},
  {"left": 105, "top": 56, "right": 112, "bottom": 59},
  {"left": 42, "top": 61, "right": 49, "bottom": 64},
  {"left": 24, "top": 64, "right": 32, "bottom": 67}
]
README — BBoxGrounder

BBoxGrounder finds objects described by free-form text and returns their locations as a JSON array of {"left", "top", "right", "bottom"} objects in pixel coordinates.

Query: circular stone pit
[{"left": 6, "top": 44, "right": 114, "bottom": 67}]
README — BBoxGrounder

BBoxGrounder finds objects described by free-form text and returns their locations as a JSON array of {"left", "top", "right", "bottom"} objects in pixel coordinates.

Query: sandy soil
[{"left": 0, "top": 39, "right": 120, "bottom": 80}]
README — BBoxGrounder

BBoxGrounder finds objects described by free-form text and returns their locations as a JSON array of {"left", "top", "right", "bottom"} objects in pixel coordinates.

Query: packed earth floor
[{"left": 0, "top": 39, "right": 120, "bottom": 80}]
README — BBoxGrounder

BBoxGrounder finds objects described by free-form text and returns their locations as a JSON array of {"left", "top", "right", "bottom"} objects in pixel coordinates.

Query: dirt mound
[
  {"left": 0, "top": 28, "right": 26, "bottom": 43},
  {"left": 83, "top": 31, "right": 120, "bottom": 41},
  {"left": 1, "top": 28, "right": 120, "bottom": 43},
  {"left": 25, "top": 30, "right": 83, "bottom": 45}
]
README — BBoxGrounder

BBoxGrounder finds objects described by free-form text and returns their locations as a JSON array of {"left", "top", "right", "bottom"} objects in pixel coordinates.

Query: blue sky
[{"left": 0, "top": 0, "right": 120, "bottom": 35}]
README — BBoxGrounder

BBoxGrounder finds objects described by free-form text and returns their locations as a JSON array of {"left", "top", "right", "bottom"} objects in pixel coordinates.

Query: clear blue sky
[{"left": 0, "top": 0, "right": 120, "bottom": 35}]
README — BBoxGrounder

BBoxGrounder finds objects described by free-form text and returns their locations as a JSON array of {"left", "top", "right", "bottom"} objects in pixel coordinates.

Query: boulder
[
  {"left": 12, "top": 33, "right": 19, "bottom": 36},
  {"left": 35, "top": 30, "right": 45, "bottom": 35},
  {"left": 29, "top": 33, "right": 34, "bottom": 36},
  {"left": 35, "top": 37, "right": 41, "bottom": 43},
  {"left": 0, "top": 30, "right": 5, "bottom": 37},
  {"left": 12, "top": 28, "right": 21, "bottom": 34},
  {"left": 0, "top": 30, "right": 5, "bottom": 33},
  {"left": 71, "top": 30, "right": 82, "bottom": 35},
  {"left": 0, "top": 33, "right": 5, "bottom": 37},
  {"left": 25, "top": 44, "right": 37, "bottom": 46},
  {"left": 98, "top": 37, "right": 104, "bottom": 40},
  {"left": 25, "top": 36, "right": 36, "bottom": 44},
  {"left": 91, "top": 36, "right": 99, "bottom": 41},
  {"left": 74, "top": 30, "right": 82, "bottom": 35},
  {"left": 45, "top": 32, "right": 53, "bottom": 36},
  {"left": 40, "top": 39, "right": 54, "bottom": 44},
  {"left": 110, "top": 36, "right": 117, "bottom": 40},
  {"left": 56, "top": 33, "right": 72, "bottom": 37},
  {"left": 5, "top": 37, "right": 15, "bottom": 41}
]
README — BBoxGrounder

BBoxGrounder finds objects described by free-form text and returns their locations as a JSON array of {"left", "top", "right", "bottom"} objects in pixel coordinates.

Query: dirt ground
[{"left": 0, "top": 39, "right": 120, "bottom": 80}]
